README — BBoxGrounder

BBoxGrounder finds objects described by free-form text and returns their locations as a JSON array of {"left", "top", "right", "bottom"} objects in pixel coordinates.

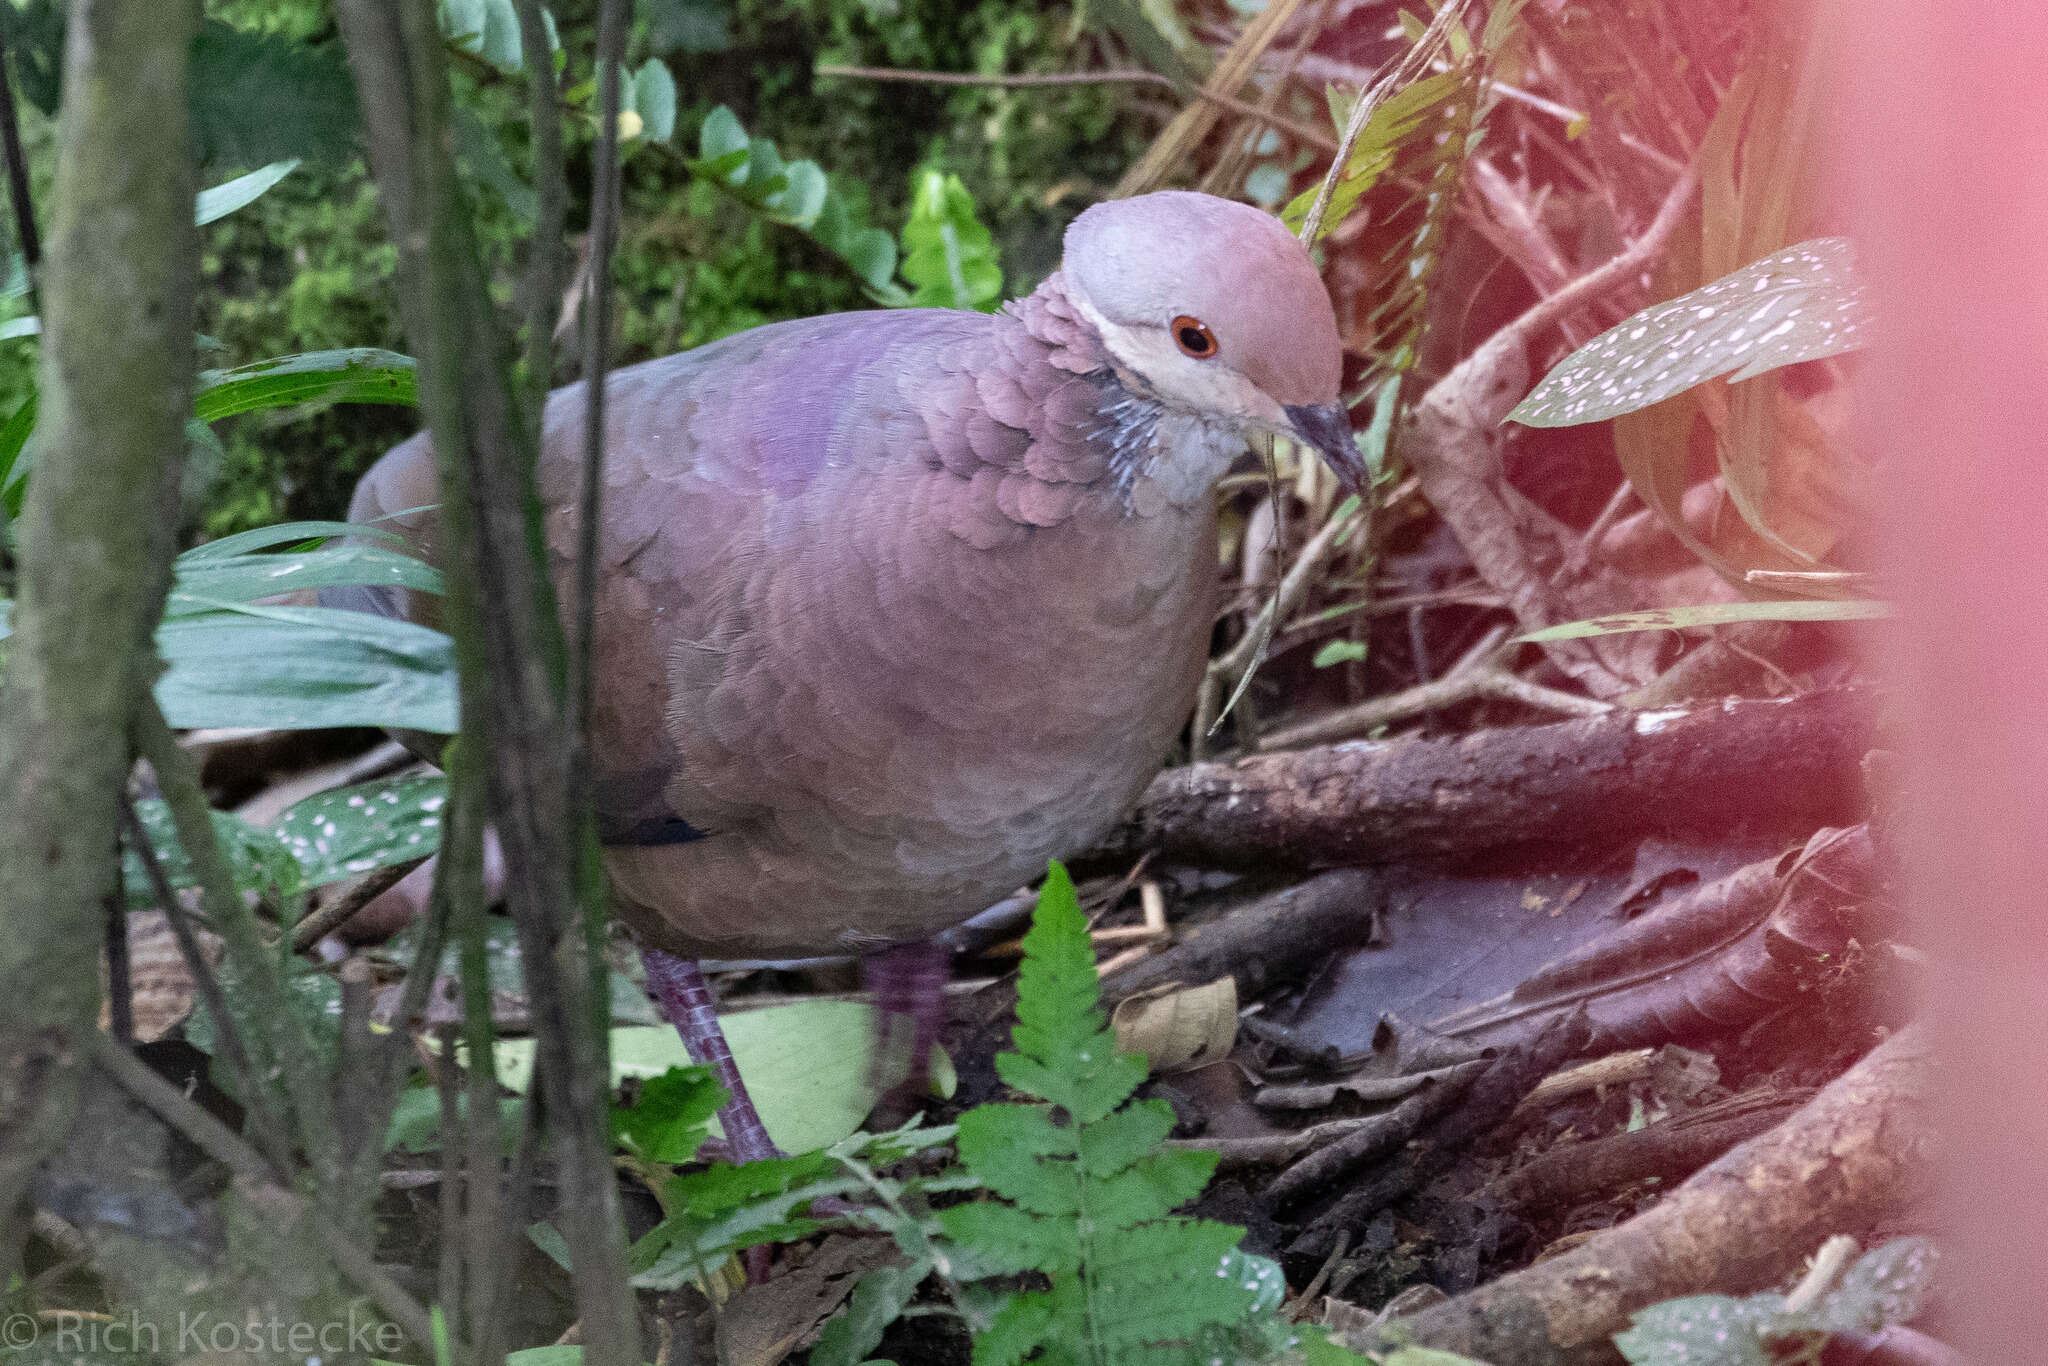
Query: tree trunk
[{"left": 0, "top": 0, "right": 196, "bottom": 1253}]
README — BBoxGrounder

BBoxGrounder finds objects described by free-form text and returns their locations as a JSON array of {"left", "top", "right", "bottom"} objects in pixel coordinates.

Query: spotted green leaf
[
  {"left": 1510, "top": 238, "right": 1870, "bottom": 428},
  {"left": 272, "top": 773, "right": 448, "bottom": 886}
]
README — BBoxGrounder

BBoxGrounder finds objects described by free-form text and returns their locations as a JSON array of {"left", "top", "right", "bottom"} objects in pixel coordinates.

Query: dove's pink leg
[
  {"left": 642, "top": 948, "right": 782, "bottom": 1165},
  {"left": 864, "top": 940, "right": 952, "bottom": 1104}
]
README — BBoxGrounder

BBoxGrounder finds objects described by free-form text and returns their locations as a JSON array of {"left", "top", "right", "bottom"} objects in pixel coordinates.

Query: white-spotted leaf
[
  {"left": 273, "top": 773, "right": 448, "bottom": 886},
  {"left": 1510, "top": 238, "right": 1870, "bottom": 428}
]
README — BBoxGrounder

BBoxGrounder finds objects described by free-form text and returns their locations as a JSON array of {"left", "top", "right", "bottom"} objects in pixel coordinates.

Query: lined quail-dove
[{"left": 335, "top": 190, "right": 1359, "bottom": 1160}]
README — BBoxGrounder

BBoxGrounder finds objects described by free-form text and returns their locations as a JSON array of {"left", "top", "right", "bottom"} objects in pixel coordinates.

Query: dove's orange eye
[{"left": 1172, "top": 315, "right": 1218, "bottom": 359}]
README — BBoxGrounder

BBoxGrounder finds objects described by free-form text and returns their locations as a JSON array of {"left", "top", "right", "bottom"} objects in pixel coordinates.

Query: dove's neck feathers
[{"left": 1010, "top": 271, "right": 1248, "bottom": 513}]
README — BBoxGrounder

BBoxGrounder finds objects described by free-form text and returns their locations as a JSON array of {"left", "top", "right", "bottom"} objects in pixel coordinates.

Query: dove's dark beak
[{"left": 1285, "top": 401, "right": 1365, "bottom": 494}]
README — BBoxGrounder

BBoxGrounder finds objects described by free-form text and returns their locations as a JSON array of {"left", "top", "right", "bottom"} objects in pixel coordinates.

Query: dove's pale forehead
[{"left": 1061, "top": 190, "right": 1342, "bottom": 406}]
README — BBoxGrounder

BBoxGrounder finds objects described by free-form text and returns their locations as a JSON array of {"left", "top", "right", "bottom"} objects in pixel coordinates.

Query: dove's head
[{"left": 1060, "top": 190, "right": 1363, "bottom": 492}]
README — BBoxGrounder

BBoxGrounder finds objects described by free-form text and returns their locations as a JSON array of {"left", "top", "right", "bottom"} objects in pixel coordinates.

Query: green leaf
[
  {"left": 1515, "top": 599, "right": 1888, "bottom": 642},
  {"left": 936, "top": 1202, "right": 1078, "bottom": 1277},
  {"left": 1509, "top": 238, "right": 1871, "bottom": 428},
  {"left": 969, "top": 1289, "right": 1057, "bottom": 1366},
  {"left": 188, "top": 20, "right": 363, "bottom": 169},
  {"left": 612, "top": 1064, "right": 723, "bottom": 1164},
  {"left": 122, "top": 798, "right": 302, "bottom": 909},
  {"left": 698, "top": 104, "right": 748, "bottom": 162},
  {"left": 1805, "top": 1237, "right": 1939, "bottom": 1336},
  {"left": 687, "top": 107, "right": 907, "bottom": 301},
  {"left": 384, "top": 1084, "right": 526, "bottom": 1154},
  {"left": 271, "top": 773, "right": 449, "bottom": 886},
  {"left": 440, "top": 0, "right": 522, "bottom": 71},
  {"left": 1614, "top": 1294, "right": 1780, "bottom": 1365},
  {"left": 809, "top": 1259, "right": 931, "bottom": 1366},
  {"left": 487, "top": 1001, "right": 953, "bottom": 1155},
  {"left": 646, "top": 0, "right": 733, "bottom": 54},
  {"left": 632, "top": 60, "right": 677, "bottom": 143},
  {"left": 168, "top": 543, "right": 442, "bottom": 613},
  {"left": 941, "top": 861, "right": 1252, "bottom": 1361},
  {"left": 1074, "top": 1099, "right": 1175, "bottom": 1180},
  {"left": 1283, "top": 69, "right": 1471, "bottom": 242},
  {"left": 0, "top": 391, "right": 35, "bottom": 519},
  {"left": 1313, "top": 639, "right": 1370, "bottom": 668},
  {"left": 180, "top": 519, "right": 396, "bottom": 560},
  {"left": 900, "top": 169, "right": 1002, "bottom": 311},
  {"left": 152, "top": 602, "right": 459, "bottom": 733},
  {"left": 195, "top": 160, "right": 300, "bottom": 226},
  {"left": 505, "top": 1349, "right": 588, "bottom": 1366},
  {"left": 195, "top": 348, "right": 418, "bottom": 422}
]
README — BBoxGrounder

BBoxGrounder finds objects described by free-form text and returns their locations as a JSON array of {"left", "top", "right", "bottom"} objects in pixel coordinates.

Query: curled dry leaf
[{"left": 1110, "top": 976, "right": 1239, "bottom": 1074}]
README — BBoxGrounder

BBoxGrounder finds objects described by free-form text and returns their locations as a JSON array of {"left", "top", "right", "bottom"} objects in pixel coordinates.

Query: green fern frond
[{"left": 936, "top": 862, "right": 1264, "bottom": 1365}]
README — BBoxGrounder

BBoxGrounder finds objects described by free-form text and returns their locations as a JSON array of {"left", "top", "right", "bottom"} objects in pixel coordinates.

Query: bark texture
[
  {"left": 0, "top": 0, "right": 196, "bottom": 1249},
  {"left": 1096, "top": 688, "right": 1871, "bottom": 870}
]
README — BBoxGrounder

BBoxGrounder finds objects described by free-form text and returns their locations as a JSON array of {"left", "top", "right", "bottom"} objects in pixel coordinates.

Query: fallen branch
[
  {"left": 1094, "top": 687, "right": 1872, "bottom": 870},
  {"left": 1348, "top": 1024, "right": 1932, "bottom": 1365},
  {"left": 1484, "top": 1101, "right": 1801, "bottom": 1216}
]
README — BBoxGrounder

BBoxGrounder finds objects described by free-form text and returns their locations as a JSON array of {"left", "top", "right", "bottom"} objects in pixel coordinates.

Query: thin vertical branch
[
  {"left": 102, "top": 842, "right": 133, "bottom": 1046},
  {"left": 116, "top": 793, "right": 298, "bottom": 1177},
  {"left": 572, "top": 0, "right": 627, "bottom": 748},
  {"left": 134, "top": 701, "right": 343, "bottom": 1185},
  {"left": 0, "top": 0, "right": 198, "bottom": 1242},
  {"left": 333, "top": 3, "right": 637, "bottom": 1360},
  {"left": 0, "top": 22, "right": 41, "bottom": 311},
  {"left": 443, "top": 743, "right": 508, "bottom": 1366},
  {"left": 511, "top": 0, "right": 565, "bottom": 419}
]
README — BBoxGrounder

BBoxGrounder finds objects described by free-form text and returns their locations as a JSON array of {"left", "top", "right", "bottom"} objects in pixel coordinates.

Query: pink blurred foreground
[{"left": 1827, "top": 2, "right": 2048, "bottom": 1357}]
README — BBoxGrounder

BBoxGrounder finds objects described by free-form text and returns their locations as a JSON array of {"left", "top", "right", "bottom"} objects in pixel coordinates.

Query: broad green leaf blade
[
  {"left": 188, "top": 20, "right": 364, "bottom": 169},
  {"left": 1510, "top": 238, "right": 1871, "bottom": 428},
  {"left": 1515, "top": 598, "right": 1888, "bottom": 642},
  {"left": 168, "top": 543, "right": 442, "bottom": 613},
  {"left": 154, "top": 602, "right": 459, "bottom": 732},
  {"left": 195, "top": 348, "right": 418, "bottom": 422},
  {"left": 180, "top": 518, "right": 398, "bottom": 560},
  {"left": 272, "top": 773, "right": 449, "bottom": 886},
  {"left": 1614, "top": 1294, "right": 1778, "bottom": 1366},
  {"left": 194, "top": 159, "right": 300, "bottom": 226},
  {"left": 488, "top": 1004, "right": 954, "bottom": 1155}
]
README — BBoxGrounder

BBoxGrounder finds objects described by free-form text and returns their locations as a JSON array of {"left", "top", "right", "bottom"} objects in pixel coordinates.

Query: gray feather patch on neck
[
  {"left": 1091, "top": 372, "right": 1246, "bottom": 511},
  {"left": 1093, "top": 378, "right": 1165, "bottom": 498}
]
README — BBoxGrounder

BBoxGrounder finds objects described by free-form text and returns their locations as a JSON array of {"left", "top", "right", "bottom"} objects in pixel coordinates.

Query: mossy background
[{"left": 0, "top": 0, "right": 1152, "bottom": 538}]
